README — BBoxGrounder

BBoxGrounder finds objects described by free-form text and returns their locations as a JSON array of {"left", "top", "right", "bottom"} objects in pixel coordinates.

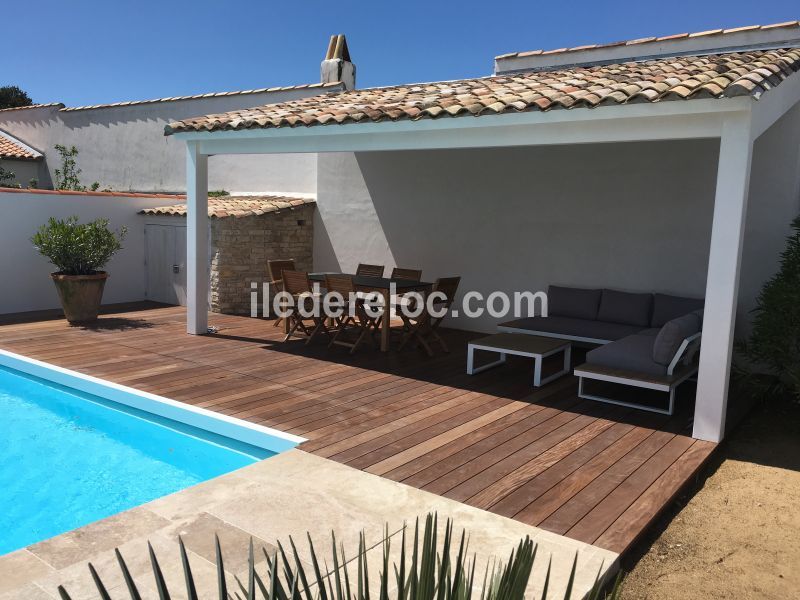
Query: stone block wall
[{"left": 210, "top": 204, "right": 315, "bottom": 314}]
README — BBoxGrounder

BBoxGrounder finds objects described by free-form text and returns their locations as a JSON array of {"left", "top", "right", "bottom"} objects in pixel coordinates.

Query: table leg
[
  {"left": 536, "top": 345, "right": 572, "bottom": 387},
  {"left": 467, "top": 346, "right": 507, "bottom": 374},
  {"left": 381, "top": 289, "right": 390, "bottom": 352}
]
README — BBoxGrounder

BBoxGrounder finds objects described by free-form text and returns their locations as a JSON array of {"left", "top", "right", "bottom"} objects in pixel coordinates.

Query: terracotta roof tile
[
  {"left": 0, "top": 103, "right": 64, "bottom": 113},
  {"left": 139, "top": 195, "right": 316, "bottom": 219},
  {"left": 0, "top": 130, "right": 42, "bottom": 160},
  {"left": 60, "top": 83, "right": 342, "bottom": 113},
  {"left": 498, "top": 21, "right": 800, "bottom": 58},
  {"left": 166, "top": 48, "right": 800, "bottom": 135}
]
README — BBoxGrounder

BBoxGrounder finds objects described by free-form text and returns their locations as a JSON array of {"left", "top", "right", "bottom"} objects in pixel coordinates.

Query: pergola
[{"left": 167, "top": 53, "right": 800, "bottom": 444}]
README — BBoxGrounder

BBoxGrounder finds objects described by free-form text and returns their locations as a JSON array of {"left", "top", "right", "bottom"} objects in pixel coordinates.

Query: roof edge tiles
[
  {"left": 0, "top": 84, "right": 343, "bottom": 117},
  {"left": 164, "top": 47, "right": 800, "bottom": 135},
  {"left": 495, "top": 20, "right": 800, "bottom": 73},
  {"left": 0, "top": 129, "right": 44, "bottom": 160},
  {"left": 60, "top": 82, "right": 344, "bottom": 113},
  {"left": 139, "top": 195, "right": 316, "bottom": 219},
  {"left": 0, "top": 103, "right": 65, "bottom": 113}
]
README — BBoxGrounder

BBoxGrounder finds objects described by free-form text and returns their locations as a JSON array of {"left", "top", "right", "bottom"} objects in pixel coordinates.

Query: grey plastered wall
[
  {"left": 315, "top": 140, "right": 721, "bottom": 332},
  {"left": 0, "top": 158, "right": 45, "bottom": 188},
  {"left": 0, "top": 87, "right": 329, "bottom": 194}
]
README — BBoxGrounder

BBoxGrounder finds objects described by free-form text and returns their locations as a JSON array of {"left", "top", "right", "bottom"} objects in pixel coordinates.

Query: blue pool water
[{"left": 0, "top": 365, "right": 275, "bottom": 555}]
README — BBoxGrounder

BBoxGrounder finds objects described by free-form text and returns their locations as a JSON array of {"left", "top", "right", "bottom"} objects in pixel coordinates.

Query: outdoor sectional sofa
[{"left": 499, "top": 286, "right": 704, "bottom": 414}]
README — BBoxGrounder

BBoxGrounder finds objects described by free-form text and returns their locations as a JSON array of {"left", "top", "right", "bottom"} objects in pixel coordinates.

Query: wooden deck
[{"left": 0, "top": 303, "right": 716, "bottom": 556}]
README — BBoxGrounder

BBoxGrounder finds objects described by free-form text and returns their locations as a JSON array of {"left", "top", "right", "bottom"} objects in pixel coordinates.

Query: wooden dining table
[{"left": 308, "top": 272, "right": 433, "bottom": 352}]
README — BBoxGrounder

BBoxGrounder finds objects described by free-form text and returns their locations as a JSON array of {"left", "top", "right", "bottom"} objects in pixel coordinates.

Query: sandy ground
[{"left": 620, "top": 398, "right": 800, "bottom": 599}]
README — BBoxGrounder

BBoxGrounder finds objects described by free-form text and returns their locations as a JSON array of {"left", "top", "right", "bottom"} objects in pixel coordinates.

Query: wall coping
[{"left": 0, "top": 187, "right": 185, "bottom": 200}]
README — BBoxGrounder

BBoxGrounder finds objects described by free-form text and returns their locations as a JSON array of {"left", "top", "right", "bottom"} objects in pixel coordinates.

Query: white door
[{"left": 145, "top": 224, "right": 187, "bottom": 305}]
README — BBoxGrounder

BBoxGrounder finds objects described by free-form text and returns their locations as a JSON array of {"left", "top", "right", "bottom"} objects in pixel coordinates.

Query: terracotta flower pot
[{"left": 50, "top": 272, "right": 109, "bottom": 324}]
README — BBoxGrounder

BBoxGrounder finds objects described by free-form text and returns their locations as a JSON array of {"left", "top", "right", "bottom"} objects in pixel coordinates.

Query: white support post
[
  {"left": 693, "top": 113, "right": 753, "bottom": 442},
  {"left": 186, "top": 141, "right": 209, "bottom": 335}
]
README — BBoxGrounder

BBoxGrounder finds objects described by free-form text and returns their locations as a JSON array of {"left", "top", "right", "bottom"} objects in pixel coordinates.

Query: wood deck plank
[{"left": 0, "top": 304, "right": 716, "bottom": 557}]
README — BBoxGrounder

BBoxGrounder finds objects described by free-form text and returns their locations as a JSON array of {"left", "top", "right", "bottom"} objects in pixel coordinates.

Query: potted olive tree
[{"left": 32, "top": 216, "right": 127, "bottom": 324}]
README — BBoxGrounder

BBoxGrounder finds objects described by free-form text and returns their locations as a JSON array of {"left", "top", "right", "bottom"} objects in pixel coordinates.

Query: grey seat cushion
[
  {"left": 652, "top": 312, "right": 702, "bottom": 365},
  {"left": 586, "top": 333, "right": 667, "bottom": 377},
  {"left": 597, "top": 289, "right": 653, "bottom": 327},
  {"left": 548, "top": 286, "right": 602, "bottom": 320},
  {"left": 651, "top": 294, "right": 705, "bottom": 327},
  {"left": 499, "top": 316, "right": 644, "bottom": 342},
  {"left": 638, "top": 328, "right": 661, "bottom": 337}
]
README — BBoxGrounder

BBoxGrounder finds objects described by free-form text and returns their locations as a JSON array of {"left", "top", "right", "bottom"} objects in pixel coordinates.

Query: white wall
[
  {"left": 0, "top": 190, "right": 175, "bottom": 315},
  {"left": 0, "top": 87, "right": 328, "bottom": 194},
  {"left": 315, "top": 140, "right": 720, "bottom": 332},
  {"left": 0, "top": 158, "right": 44, "bottom": 188},
  {"left": 737, "top": 100, "right": 800, "bottom": 337}
]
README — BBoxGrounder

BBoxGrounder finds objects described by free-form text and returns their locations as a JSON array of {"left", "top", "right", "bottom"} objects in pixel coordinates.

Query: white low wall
[{"left": 0, "top": 190, "right": 175, "bottom": 315}]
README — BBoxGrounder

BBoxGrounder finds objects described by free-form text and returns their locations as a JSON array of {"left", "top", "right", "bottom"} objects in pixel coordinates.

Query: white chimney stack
[{"left": 321, "top": 34, "right": 356, "bottom": 90}]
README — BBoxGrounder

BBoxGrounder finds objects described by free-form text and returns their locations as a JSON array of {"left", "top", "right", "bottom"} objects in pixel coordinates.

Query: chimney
[{"left": 321, "top": 34, "right": 356, "bottom": 90}]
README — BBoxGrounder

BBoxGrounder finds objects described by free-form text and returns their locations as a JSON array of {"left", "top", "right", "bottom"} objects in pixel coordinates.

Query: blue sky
[{"left": 5, "top": 1, "right": 798, "bottom": 107}]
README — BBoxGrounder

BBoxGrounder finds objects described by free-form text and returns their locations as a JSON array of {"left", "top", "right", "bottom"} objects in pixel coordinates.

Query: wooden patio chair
[
  {"left": 281, "top": 269, "right": 328, "bottom": 345},
  {"left": 325, "top": 274, "right": 378, "bottom": 354},
  {"left": 356, "top": 263, "right": 385, "bottom": 278},
  {"left": 390, "top": 267, "right": 422, "bottom": 281},
  {"left": 267, "top": 259, "right": 295, "bottom": 328},
  {"left": 398, "top": 276, "right": 461, "bottom": 356},
  {"left": 373, "top": 267, "right": 424, "bottom": 335}
]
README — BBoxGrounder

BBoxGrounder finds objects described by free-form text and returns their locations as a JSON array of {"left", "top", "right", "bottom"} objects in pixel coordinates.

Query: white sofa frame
[{"left": 574, "top": 332, "right": 702, "bottom": 415}]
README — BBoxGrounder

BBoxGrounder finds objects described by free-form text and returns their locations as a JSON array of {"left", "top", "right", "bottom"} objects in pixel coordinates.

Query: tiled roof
[
  {"left": 165, "top": 48, "right": 800, "bottom": 134},
  {"left": 496, "top": 20, "right": 800, "bottom": 60},
  {"left": 0, "top": 130, "right": 42, "bottom": 160},
  {"left": 60, "top": 83, "right": 342, "bottom": 112},
  {"left": 139, "top": 195, "right": 316, "bottom": 219}
]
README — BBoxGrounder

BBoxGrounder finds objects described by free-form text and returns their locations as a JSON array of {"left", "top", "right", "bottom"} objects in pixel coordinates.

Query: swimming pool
[{"left": 0, "top": 350, "right": 302, "bottom": 555}]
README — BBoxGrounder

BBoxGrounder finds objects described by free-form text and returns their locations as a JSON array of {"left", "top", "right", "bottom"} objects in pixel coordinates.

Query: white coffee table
[{"left": 467, "top": 333, "right": 572, "bottom": 387}]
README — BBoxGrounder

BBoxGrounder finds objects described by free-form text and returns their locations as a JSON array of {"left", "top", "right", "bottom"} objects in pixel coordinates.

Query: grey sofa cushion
[
  {"left": 586, "top": 333, "right": 667, "bottom": 377},
  {"left": 548, "top": 286, "right": 602, "bottom": 320},
  {"left": 639, "top": 328, "right": 661, "bottom": 337},
  {"left": 499, "top": 316, "right": 644, "bottom": 342},
  {"left": 597, "top": 289, "right": 653, "bottom": 327},
  {"left": 651, "top": 294, "right": 705, "bottom": 327},
  {"left": 652, "top": 313, "right": 702, "bottom": 365}
]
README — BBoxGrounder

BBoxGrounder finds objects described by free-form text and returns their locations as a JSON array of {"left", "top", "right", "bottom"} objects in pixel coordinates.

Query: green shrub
[
  {"left": 0, "top": 164, "right": 18, "bottom": 188},
  {"left": 31, "top": 216, "right": 127, "bottom": 275},
  {"left": 55, "top": 513, "right": 621, "bottom": 600},
  {"left": 742, "top": 215, "right": 800, "bottom": 400},
  {"left": 53, "top": 144, "right": 84, "bottom": 191}
]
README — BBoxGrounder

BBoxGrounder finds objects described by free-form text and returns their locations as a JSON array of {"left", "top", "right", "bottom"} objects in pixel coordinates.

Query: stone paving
[{"left": 0, "top": 450, "right": 618, "bottom": 599}]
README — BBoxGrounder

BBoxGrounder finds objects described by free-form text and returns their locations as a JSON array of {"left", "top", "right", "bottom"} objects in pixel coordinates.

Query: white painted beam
[
  {"left": 693, "top": 113, "right": 754, "bottom": 442},
  {"left": 194, "top": 114, "right": 728, "bottom": 155},
  {"left": 173, "top": 97, "right": 751, "bottom": 155},
  {"left": 186, "top": 142, "right": 209, "bottom": 335}
]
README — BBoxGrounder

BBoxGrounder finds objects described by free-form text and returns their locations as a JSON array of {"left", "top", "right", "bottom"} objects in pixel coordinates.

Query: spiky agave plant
[{"left": 56, "top": 513, "right": 621, "bottom": 600}]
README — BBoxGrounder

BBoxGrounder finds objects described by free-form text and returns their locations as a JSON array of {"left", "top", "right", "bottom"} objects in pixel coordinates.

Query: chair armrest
[{"left": 667, "top": 332, "right": 702, "bottom": 376}]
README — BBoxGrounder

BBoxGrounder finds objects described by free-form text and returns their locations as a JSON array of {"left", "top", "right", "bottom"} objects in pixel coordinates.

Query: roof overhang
[
  {"left": 173, "top": 97, "right": 748, "bottom": 154},
  {"left": 172, "top": 70, "right": 800, "bottom": 155},
  {"left": 0, "top": 129, "right": 44, "bottom": 161}
]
